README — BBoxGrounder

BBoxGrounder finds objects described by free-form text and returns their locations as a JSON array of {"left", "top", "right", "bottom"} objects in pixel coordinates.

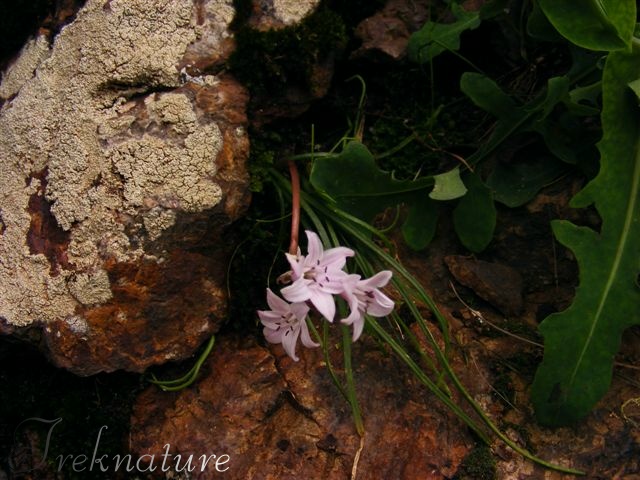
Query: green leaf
[
  {"left": 453, "top": 173, "right": 496, "bottom": 252},
  {"left": 461, "top": 73, "right": 575, "bottom": 165},
  {"left": 538, "top": 0, "right": 636, "bottom": 51},
  {"left": 567, "top": 81, "right": 602, "bottom": 116},
  {"left": 531, "top": 50, "right": 640, "bottom": 426},
  {"left": 487, "top": 157, "right": 568, "bottom": 207},
  {"left": 309, "top": 141, "right": 433, "bottom": 221},
  {"left": 527, "top": 1, "right": 563, "bottom": 42},
  {"left": 408, "top": 4, "right": 481, "bottom": 63},
  {"left": 402, "top": 197, "right": 439, "bottom": 251},
  {"left": 629, "top": 78, "right": 640, "bottom": 103},
  {"left": 429, "top": 167, "right": 467, "bottom": 200}
]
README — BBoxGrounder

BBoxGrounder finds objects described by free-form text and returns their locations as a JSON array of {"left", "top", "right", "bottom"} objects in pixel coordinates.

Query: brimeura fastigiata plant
[
  {"left": 258, "top": 229, "right": 394, "bottom": 361},
  {"left": 255, "top": 136, "right": 583, "bottom": 474}
]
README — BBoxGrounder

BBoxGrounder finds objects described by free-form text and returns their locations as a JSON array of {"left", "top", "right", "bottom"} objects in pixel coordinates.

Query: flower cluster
[{"left": 258, "top": 231, "right": 394, "bottom": 361}]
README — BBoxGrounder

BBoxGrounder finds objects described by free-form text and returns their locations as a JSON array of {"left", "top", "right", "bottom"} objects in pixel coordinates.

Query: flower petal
[
  {"left": 281, "top": 279, "right": 312, "bottom": 302},
  {"left": 305, "top": 230, "right": 323, "bottom": 266},
  {"left": 360, "top": 270, "right": 392, "bottom": 289},
  {"left": 319, "top": 246, "right": 355, "bottom": 269},
  {"left": 281, "top": 325, "right": 301, "bottom": 361},
  {"left": 340, "top": 292, "right": 362, "bottom": 325},
  {"left": 265, "top": 288, "right": 290, "bottom": 313},
  {"left": 315, "top": 270, "right": 350, "bottom": 294},
  {"left": 289, "top": 301, "right": 310, "bottom": 321},
  {"left": 350, "top": 314, "right": 366, "bottom": 342},
  {"left": 366, "top": 290, "right": 395, "bottom": 317},
  {"left": 309, "top": 290, "right": 336, "bottom": 322},
  {"left": 285, "top": 253, "right": 304, "bottom": 279},
  {"left": 300, "top": 320, "right": 320, "bottom": 348},
  {"left": 263, "top": 326, "right": 284, "bottom": 344},
  {"left": 257, "top": 309, "right": 283, "bottom": 326}
]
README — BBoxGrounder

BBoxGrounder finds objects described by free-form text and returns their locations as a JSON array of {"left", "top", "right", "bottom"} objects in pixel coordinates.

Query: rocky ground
[{"left": 1, "top": 1, "right": 639, "bottom": 479}]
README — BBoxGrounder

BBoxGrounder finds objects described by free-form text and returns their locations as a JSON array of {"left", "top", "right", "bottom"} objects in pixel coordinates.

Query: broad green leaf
[
  {"left": 461, "top": 73, "right": 576, "bottom": 165},
  {"left": 408, "top": 4, "right": 481, "bottom": 63},
  {"left": 487, "top": 156, "right": 568, "bottom": 207},
  {"left": 538, "top": 111, "right": 600, "bottom": 164},
  {"left": 460, "top": 73, "right": 519, "bottom": 121},
  {"left": 527, "top": 1, "right": 563, "bottom": 42},
  {"left": 538, "top": 0, "right": 636, "bottom": 51},
  {"left": 402, "top": 197, "right": 439, "bottom": 251},
  {"left": 531, "top": 50, "right": 640, "bottom": 426},
  {"left": 429, "top": 167, "right": 467, "bottom": 200},
  {"left": 453, "top": 173, "right": 496, "bottom": 252},
  {"left": 309, "top": 141, "right": 433, "bottom": 221}
]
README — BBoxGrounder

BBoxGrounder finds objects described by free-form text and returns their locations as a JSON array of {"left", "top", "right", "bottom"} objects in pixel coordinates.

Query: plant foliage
[{"left": 531, "top": 48, "right": 640, "bottom": 425}]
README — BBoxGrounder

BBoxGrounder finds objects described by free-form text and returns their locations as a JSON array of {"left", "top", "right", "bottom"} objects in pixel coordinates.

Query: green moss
[
  {"left": 229, "top": 8, "right": 347, "bottom": 97},
  {"left": 247, "top": 131, "right": 279, "bottom": 193},
  {"left": 453, "top": 445, "right": 497, "bottom": 480}
]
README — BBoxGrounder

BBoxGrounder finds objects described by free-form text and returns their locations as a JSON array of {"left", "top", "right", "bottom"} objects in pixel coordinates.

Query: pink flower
[
  {"left": 258, "top": 288, "right": 319, "bottom": 361},
  {"left": 280, "top": 231, "right": 354, "bottom": 322},
  {"left": 341, "top": 270, "right": 395, "bottom": 341}
]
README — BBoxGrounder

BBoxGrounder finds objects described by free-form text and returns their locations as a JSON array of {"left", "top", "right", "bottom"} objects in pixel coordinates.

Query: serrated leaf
[
  {"left": 453, "top": 173, "right": 496, "bottom": 252},
  {"left": 309, "top": 141, "right": 433, "bottom": 221},
  {"left": 531, "top": 50, "right": 640, "bottom": 426},
  {"left": 408, "top": 4, "right": 481, "bottom": 63},
  {"left": 538, "top": 0, "right": 636, "bottom": 51},
  {"left": 429, "top": 167, "right": 467, "bottom": 200}
]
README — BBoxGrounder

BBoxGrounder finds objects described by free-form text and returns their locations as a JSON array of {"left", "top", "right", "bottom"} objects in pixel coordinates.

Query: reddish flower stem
[{"left": 288, "top": 160, "right": 300, "bottom": 255}]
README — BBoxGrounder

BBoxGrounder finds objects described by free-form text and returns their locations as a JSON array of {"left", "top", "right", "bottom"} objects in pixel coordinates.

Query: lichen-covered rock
[
  {"left": 0, "top": 0, "right": 249, "bottom": 375},
  {"left": 248, "top": 0, "right": 322, "bottom": 30}
]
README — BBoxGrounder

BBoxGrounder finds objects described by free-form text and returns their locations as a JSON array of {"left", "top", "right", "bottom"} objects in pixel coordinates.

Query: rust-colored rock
[
  {"left": 445, "top": 255, "right": 524, "bottom": 316},
  {"left": 0, "top": 0, "right": 250, "bottom": 374},
  {"left": 26, "top": 168, "right": 72, "bottom": 276},
  {"left": 43, "top": 250, "right": 228, "bottom": 375},
  {"left": 130, "top": 334, "right": 473, "bottom": 479},
  {"left": 352, "top": 0, "right": 430, "bottom": 60}
]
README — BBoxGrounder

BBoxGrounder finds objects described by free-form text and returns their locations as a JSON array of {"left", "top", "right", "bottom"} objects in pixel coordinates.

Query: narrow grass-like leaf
[
  {"left": 531, "top": 50, "right": 640, "bottom": 426},
  {"left": 149, "top": 335, "right": 216, "bottom": 391}
]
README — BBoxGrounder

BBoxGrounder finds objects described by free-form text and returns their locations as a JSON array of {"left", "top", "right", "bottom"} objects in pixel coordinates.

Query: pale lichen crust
[{"left": 0, "top": 0, "right": 240, "bottom": 327}]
